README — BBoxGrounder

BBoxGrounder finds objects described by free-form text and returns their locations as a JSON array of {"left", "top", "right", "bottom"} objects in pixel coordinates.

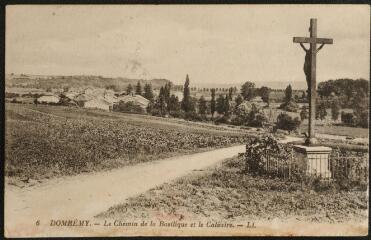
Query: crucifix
[{"left": 293, "top": 18, "right": 333, "bottom": 145}]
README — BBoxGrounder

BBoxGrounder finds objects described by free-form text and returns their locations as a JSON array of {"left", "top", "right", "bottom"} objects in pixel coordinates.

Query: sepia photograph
[{"left": 3, "top": 4, "right": 370, "bottom": 237}]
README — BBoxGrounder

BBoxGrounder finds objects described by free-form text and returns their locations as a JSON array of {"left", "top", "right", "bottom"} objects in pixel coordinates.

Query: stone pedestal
[{"left": 293, "top": 145, "right": 332, "bottom": 179}]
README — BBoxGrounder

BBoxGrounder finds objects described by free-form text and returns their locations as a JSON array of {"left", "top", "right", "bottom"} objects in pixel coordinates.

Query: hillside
[
  {"left": 5, "top": 74, "right": 171, "bottom": 91},
  {"left": 5, "top": 103, "right": 248, "bottom": 181}
]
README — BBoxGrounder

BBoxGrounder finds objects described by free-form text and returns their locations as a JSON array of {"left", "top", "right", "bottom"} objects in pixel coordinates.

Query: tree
[
  {"left": 168, "top": 94, "right": 181, "bottom": 113},
  {"left": 276, "top": 113, "right": 301, "bottom": 132},
  {"left": 317, "top": 78, "right": 369, "bottom": 107},
  {"left": 224, "top": 94, "right": 230, "bottom": 117},
  {"left": 126, "top": 84, "right": 133, "bottom": 95},
  {"left": 241, "top": 81, "right": 255, "bottom": 101},
  {"left": 154, "top": 86, "right": 167, "bottom": 116},
  {"left": 198, "top": 96, "right": 207, "bottom": 115},
  {"left": 216, "top": 95, "right": 225, "bottom": 114},
  {"left": 352, "top": 91, "right": 369, "bottom": 128},
  {"left": 285, "top": 84, "right": 293, "bottom": 102},
  {"left": 300, "top": 106, "right": 308, "bottom": 121},
  {"left": 164, "top": 82, "right": 172, "bottom": 105},
  {"left": 210, "top": 88, "right": 216, "bottom": 118},
  {"left": 331, "top": 101, "right": 340, "bottom": 121},
  {"left": 355, "top": 109, "right": 369, "bottom": 128},
  {"left": 143, "top": 84, "right": 154, "bottom": 101},
  {"left": 228, "top": 88, "right": 233, "bottom": 100},
  {"left": 235, "top": 94, "right": 243, "bottom": 108},
  {"left": 135, "top": 82, "right": 142, "bottom": 95},
  {"left": 106, "top": 84, "right": 119, "bottom": 92},
  {"left": 316, "top": 102, "right": 327, "bottom": 120},
  {"left": 181, "top": 74, "right": 192, "bottom": 112},
  {"left": 317, "top": 81, "right": 335, "bottom": 98},
  {"left": 259, "top": 86, "right": 270, "bottom": 105}
]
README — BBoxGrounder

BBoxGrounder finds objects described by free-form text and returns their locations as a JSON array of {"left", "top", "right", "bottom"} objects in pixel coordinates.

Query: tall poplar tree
[
  {"left": 135, "top": 82, "right": 142, "bottom": 95},
  {"left": 181, "top": 74, "right": 192, "bottom": 112},
  {"left": 210, "top": 88, "right": 216, "bottom": 118}
]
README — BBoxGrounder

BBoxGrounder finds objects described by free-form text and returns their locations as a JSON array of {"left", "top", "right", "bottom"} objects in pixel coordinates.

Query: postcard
[{"left": 4, "top": 4, "right": 369, "bottom": 237}]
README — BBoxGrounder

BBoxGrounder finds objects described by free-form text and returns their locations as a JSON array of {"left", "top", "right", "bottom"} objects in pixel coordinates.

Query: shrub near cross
[{"left": 245, "top": 135, "right": 296, "bottom": 178}]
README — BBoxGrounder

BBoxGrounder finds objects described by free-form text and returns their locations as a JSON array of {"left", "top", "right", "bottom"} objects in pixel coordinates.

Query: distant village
[
  {"left": 5, "top": 74, "right": 364, "bottom": 129},
  {"left": 5, "top": 86, "right": 151, "bottom": 112}
]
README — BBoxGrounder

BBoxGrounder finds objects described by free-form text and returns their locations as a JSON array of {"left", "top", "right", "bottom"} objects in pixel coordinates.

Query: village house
[
  {"left": 10, "top": 97, "right": 35, "bottom": 104},
  {"left": 64, "top": 92, "right": 80, "bottom": 100},
  {"left": 101, "top": 90, "right": 118, "bottom": 104},
  {"left": 84, "top": 98, "right": 112, "bottom": 111},
  {"left": 37, "top": 95, "right": 60, "bottom": 104},
  {"left": 116, "top": 94, "right": 150, "bottom": 112}
]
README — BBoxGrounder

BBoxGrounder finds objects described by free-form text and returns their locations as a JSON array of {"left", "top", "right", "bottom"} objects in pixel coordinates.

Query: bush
[
  {"left": 113, "top": 101, "right": 144, "bottom": 114},
  {"left": 232, "top": 103, "right": 266, "bottom": 127},
  {"left": 276, "top": 113, "right": 301, "bottom": 132},
  {"left": 354, "top": 109, "right": 369, "bottom": 128},
  {"left": 215, "top": 115, "right": 230, "bottom": 125},
  {"left": 249, "top": 112, "right": 267, "bottom": 127},
  {"left": 245, "top": 135, "right": 293, "bottom": 176},
  {"left": 279, "top": 100, "right": 299, "bottom": 112},
  {"left": 5, "top": 92, "right": 19, "bottom": 98},
  {"left": 341, "top": 112, "right": 354, "bottom": 125},
  {"left": 311, "top": 177, "right": 337, "bottom": 192},
  {"left": 231, "top": 116, "right": 245, "bottom": 126},
  {"left": 184, "top": 112, "right": 203, "bottom": 122},
  {"left": 169, "top": 110, "right": 185, "bottom": 119}
]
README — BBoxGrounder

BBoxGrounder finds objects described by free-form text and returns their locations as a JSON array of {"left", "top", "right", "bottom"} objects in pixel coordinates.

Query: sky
[{"left": 6, "top": 5, "right": 370, "bottom": 85}]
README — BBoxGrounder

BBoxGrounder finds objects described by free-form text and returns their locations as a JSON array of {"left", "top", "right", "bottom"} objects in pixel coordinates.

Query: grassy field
[
  {"left": 299, "top": 123, "right": 369, "bottom": 138},
  {"left": 5, "top": 103, "right": 251, "bottom": 182},
  {"left": 99, "top": 156, "right": 368, "bottom": 223}
]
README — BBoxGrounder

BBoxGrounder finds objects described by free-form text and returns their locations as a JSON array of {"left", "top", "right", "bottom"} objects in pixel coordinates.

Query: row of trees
[
  {"left": 128, "top": 76, "right": 368, "bottom": 130},
  {"left": 144, "top": 76, "right": 305, "bottom": 132},
  {"left": 146, "top": 75, "right": 303, "bottom": 132},
  {"left": 171, "top": 85, "right": 239, "bottom": 93},
  {"left": 298, "top": 98, "right": 368, "bottom": 128},
  {"left": 317, "top": 78, "right": 369, "bottom": 100},
  {"left": 240, "top": 81, "right": 270, "bottom": 103}
]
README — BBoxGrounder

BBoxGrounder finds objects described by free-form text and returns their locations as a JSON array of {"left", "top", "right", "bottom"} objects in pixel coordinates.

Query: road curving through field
[{"left": 5, "top": 145, "right": 246, "bottom": 237}]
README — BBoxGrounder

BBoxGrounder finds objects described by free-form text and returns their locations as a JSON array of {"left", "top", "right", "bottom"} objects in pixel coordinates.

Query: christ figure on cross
[
  {"left": 300, "top": 42, "right": 325, "bottom": 95},
  {"left": 293, "top": 18, "right": 333, "bottom": 145}
]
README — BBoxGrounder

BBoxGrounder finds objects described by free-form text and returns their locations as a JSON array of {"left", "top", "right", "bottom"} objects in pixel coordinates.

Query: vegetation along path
[{"left": 5, "top": 145, "right": 245, "bottom": 237}]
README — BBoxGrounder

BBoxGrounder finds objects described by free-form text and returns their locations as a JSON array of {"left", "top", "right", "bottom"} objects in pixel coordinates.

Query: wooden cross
[{"left": 293, "top": 18, "right": 333, "bottom": 145}]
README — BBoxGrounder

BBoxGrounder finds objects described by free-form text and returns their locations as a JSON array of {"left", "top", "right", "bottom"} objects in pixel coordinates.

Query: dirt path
[{"left": 5, "top": 145, "right": 246, "bottom": 237}]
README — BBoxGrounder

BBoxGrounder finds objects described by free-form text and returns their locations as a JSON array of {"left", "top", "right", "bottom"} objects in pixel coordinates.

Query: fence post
[
  {"left": 265, "top": 149, "right": 268, "bottom": 173},
  {"left": 245, "top": 144, "right": 248, "bottom": 173},
  {"left": 337, "top": 152, "right": 340, "bottom": 179},
  {"left": 289, "top": 148, "right": 292, "bottom": 180}
]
